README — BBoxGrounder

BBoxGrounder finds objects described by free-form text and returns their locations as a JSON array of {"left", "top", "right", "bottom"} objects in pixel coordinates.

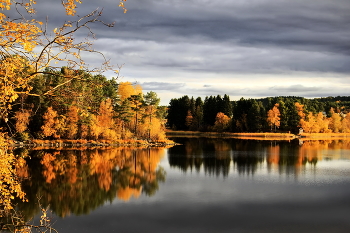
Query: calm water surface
[{"left": 16, "top": 138, "right": 350, "bottom": 232}]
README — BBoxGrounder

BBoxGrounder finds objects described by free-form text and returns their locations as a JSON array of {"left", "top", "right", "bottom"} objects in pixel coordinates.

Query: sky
[{"left": 37, "top": 0, "right": 350, "bottom": 105}]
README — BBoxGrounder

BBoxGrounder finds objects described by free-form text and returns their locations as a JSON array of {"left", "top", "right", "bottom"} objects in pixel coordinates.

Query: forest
[
  {"left": 167, "top": 95, "right": 350, "bottom": 134},
  {"left": 1, "top": 68, "right": 168, "bottom": 144}
]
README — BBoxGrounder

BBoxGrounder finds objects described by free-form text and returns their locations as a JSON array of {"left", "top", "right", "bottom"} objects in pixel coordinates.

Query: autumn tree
[
  {"left": 41, "top": 107, "right": 60, "bottom": 138},
  {"left": 14, "top": 109, "right": 31, "bottom": 134},
  {"left": 65, "top": 105, "right": 79, "bottom": 139},
  {"left": 267, "top": 103, "right": 281, "bottom": 131},
  {"left": 214, "top": 112, "right": 231, "bottom": 132},
  {"left": 341, "top": 113, "right": 350, "bottom": 133},
  {"left": 329, "top": 108, "right": 342, "bottom": 133},
  {"left": 117, "top": 82, "right": 143, "bottom": 101},
  {"left": 97, "top": 98, "right": 117, "bottom": 140}
]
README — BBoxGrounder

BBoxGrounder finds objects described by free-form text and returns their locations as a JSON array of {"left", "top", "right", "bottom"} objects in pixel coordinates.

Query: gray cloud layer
[{"left": 35, "top": 0, "right": 350, "bottom": 104}]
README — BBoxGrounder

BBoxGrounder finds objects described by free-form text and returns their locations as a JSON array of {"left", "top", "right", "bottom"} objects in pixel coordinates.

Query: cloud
[
  {"left": 25, "top": 0, "right": 350, "bottom": 104},
  {"left": 269, "top": 85, "right": 321, "bottom": 93},
  {"left": 141, "top": 82, "right": 186, "bottom": 91}
]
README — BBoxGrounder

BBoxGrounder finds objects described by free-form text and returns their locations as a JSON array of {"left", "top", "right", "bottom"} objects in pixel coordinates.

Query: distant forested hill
[{"left": 167, "top": 95, "right": 350, "bottom": 134}]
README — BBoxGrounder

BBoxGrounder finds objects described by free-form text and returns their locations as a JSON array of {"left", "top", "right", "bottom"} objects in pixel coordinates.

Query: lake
[{"left": 12, "top": 138, "right": 350, "bottom": 232}]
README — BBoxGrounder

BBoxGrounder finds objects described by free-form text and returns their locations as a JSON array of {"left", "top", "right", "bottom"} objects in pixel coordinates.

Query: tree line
[{"left": 167, "top": 95, "right": 350, "bottom": 133}]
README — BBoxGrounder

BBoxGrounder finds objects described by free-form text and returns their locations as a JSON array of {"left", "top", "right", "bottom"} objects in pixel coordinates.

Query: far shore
[{"left": 165, "top": 130, "right": 350, "bottom": 140}]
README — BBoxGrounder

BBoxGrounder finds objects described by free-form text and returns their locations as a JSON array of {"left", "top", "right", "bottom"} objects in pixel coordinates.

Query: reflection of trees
[
  {"left": 14, "top": 147, "right": 166, "bottom": 219},
  {"left": 168, "top": 138, "right": 231, "bottom": 177},
  {"left": 168, "top": 138, "right": 350, "bottom": 177},
  {"left": 232, "top": 140, "right": 265, "bottom": 175}
]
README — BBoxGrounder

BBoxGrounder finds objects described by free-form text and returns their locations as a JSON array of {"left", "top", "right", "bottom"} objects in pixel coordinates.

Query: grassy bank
[
  {"left": 165, "top": 130, "right": 295, "bottom": 140},
  {"left": 299, "top": 133, "right": 350, "bottom": 139},
  {"left": 166, "top": 130, "right": 350, "bottom": 140}
]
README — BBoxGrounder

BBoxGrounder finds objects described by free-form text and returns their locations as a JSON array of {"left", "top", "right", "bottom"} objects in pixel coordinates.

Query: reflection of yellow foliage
[
  {"left": 41, "top": 152, "right": 57, "bottom": 183},
  {"left": 16, "top": 157, "right": 29, "bottom": 179},
  {"left": 267, "top": 144, "right": 280, "bottom": 165},
  {"left": 117, "top": 187, "right": 142, "bottom": 201},
  {"left": 0, "top": 134, "right": 26, "bottom": 211},
  {"left": 214, "top": 146, "right": 231, "bottom": 159}
]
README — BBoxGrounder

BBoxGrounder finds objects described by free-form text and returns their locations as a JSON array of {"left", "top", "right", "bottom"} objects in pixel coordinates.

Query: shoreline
[
  {"left": 8, "top": 131, "right": 350, "bottom": 148},
  {"left": 165, "top": 130, "right": 295, "bottom": 139},
  {"left": 165, "top": 130, "right": 350, "bottom": 140},
  {"left": 8, "top": 138, "right": 177, "bottom": 149}
]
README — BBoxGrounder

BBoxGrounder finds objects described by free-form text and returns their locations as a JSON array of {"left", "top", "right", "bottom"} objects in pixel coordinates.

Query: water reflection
[
  {"left": 168, "top": 138, "right": 350, "bottom": 177},
  {"left": 14, "top": 147, "right": 166, "bottom": 219}
]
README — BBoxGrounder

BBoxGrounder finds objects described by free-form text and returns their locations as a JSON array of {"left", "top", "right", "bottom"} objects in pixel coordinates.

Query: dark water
[{"left": 14, "top": 138, "right": 350, "bottom": 232}]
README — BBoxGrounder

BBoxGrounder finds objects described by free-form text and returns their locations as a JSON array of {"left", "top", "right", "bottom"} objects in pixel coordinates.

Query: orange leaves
[
  {"left": 62, "top": 0, "right": 82, "bottom": 16},
  {"left": 41, "top": 107, "right": 60, "bottom": 138},
  {"left": 118, "top": 82, "right": 143, "bottom": 101},
  {"left": 119, "top": 0, "right": 128, "bottom": 13},
  {"left": 0, "top": 19, "right": 42, "bottom": 51},
  {"left": 295, "top": 102, "right": 305, "bottom": 119},
  {"left": 214, "top": 112, "right": 231, "bottom": 132},
  {"left": 329, "top": 108, "right": 342, "bottom": 133},
  {"left": 0, "top": 56, "right": 34, "bottom": 120},
  {"left": 89, "top": 99, "right": 118, "bottom": 140},
  {"left": 41, "top": 152, "right": 57, "bottom": 183},
  {"left": 0, "top": 0, "right": 12, "bottom": 10},
  {"left": 14, "top": 109, "right": 32, "bottom": 133},
  {"left": 267, "top": 103, "right": 280, "bottom": 131},
  {"left": 65, "top": 105, "right": 79, "bottom": 139}
]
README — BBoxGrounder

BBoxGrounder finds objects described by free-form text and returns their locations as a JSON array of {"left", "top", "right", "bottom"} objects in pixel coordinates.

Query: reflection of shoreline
[{"left": 168, "top": 138, "right": 350, "bottom": 177}]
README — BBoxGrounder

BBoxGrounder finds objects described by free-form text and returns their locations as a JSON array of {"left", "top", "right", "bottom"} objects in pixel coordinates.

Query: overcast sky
[{"left": 39, "top": 0, "right": 350, "bottom": 105}]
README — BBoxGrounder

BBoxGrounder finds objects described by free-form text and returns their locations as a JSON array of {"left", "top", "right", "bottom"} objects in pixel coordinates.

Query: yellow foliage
[
  {"left": 0, "top": 133, "right": 27, "bottom": 212},
  {"left": 267, "top": 103, "right": 280, "bottom": 130},
  {"left": 41, "top": 107, "right": 59, "bottom": 138},
  {"left": 117, "top": 82, "right": 143, "bottom": 101},
  {"left": 14, "top": 109, "right": 32, "bottom": 133},
  {"left": 65, "top": 105, "right": 79, "bottom": 139},
  {"left": 214, "top": 112, "right": 231, "bottom": 132}
]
